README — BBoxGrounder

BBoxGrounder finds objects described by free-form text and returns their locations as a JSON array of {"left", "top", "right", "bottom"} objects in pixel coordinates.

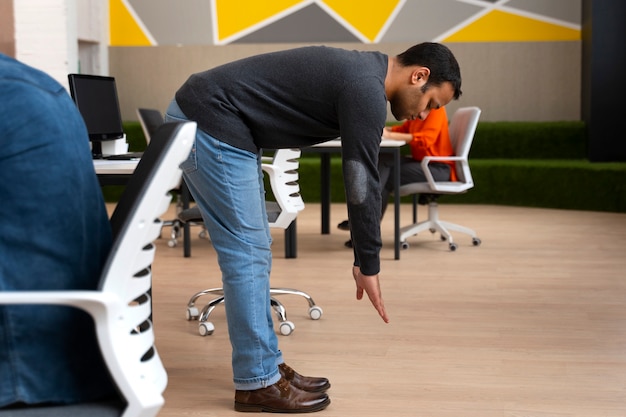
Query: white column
[
  {"left": 13, "top": 0, "right": 75, "bottom": 89},
  {"left": 12, "top": 0, "right": 108, "bottom": 90}
]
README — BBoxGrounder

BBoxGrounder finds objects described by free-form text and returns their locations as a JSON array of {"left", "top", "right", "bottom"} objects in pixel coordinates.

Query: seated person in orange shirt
[{"left": 340, "top": 107, "right": 456, "bottom": 247}]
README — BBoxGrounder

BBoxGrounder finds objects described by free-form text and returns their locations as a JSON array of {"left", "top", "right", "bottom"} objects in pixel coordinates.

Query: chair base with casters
[
  {"left": 399, "top": 193, "right": 481, "bottom": 251},
  {"left": 178, "top": 149, "right": 321, "bottom": 336},
  {"left": 185, "top": 287, "right": 323, "bottom": 337},
  {"left": 397, "top": 106, "right": 483, "bottom": 252}
]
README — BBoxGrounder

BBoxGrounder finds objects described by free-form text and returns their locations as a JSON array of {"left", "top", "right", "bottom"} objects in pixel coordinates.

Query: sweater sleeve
[{"left": 336, "top": 78, "right": 387, "bottom": 276}]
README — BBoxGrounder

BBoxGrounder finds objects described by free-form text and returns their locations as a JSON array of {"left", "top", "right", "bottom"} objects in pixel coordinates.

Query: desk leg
[
  {"left": 393, "top": 149, "right": 401, "bottom": 260},
  {"left": 320, "top": 153, "right": 331, "bottom": 234},
  {"left": 181, "top": 181, "right": 192, "bottom": 258},
  {"left": 285, "top": 221, "right": 297, "bottom": 258}
]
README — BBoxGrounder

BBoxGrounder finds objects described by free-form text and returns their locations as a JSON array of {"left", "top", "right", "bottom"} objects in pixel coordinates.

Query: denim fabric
[
  {"left": 166, "top": 100, "right": 282, "bottom": 390},
  {"left": 0, "top": 54, "right": 117, "bottom": 407}
]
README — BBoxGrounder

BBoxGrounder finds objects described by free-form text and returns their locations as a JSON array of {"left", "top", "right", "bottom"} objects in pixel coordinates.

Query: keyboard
[{"left": 105, "top": 152, "right": 143, "bottom": 160}]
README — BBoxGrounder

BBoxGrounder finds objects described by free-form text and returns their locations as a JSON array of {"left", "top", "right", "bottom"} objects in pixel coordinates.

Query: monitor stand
[{"left": 91, "top": 140, "right": 103, "bottom": 159}]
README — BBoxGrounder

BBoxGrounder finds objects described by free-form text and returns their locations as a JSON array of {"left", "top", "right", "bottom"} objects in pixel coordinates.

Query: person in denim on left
[{"left": 0, "top": 54, "right": 118, "bottom": 409}]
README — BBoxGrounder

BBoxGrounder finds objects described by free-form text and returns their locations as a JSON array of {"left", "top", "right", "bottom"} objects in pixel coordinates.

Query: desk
[
  {"left": 93, "top": 159, "right": 298, "bottom": 259},
  {"left": 302, "top": 139, "right": 404, "bottom": 260},
  {"left": 93, "top": 159, "right": 137, "bottom": 185}
]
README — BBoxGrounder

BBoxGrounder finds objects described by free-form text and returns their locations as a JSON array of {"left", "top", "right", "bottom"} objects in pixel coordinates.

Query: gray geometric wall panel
[
  {"left": 381, "top": 0, "right": 483, "bottom": 43},
  {"left": 506, "top": 0, "right": 582, "bottom": 25},
  {"left": 120, "top": 0, "right": 582, "bottom": 45},
  {"left": 130, "top": 0, "right": 214, "bottom": 45},
  {"left": 233, "top": 4, "right": 360, "bottom": 44}
]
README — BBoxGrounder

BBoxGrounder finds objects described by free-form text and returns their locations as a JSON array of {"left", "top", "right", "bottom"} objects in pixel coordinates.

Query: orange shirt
[{"left": 390, "top": 107, "right": 457, "bottom": 181}]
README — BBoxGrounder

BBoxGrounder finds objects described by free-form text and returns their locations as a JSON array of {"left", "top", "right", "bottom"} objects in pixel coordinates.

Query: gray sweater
[{"left": 176, "top": 46, "right": 387, "bottom": 275}]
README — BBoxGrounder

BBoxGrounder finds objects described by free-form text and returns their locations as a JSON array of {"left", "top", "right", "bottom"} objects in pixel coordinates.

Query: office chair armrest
[
  {"left": 0, "top": 290, "right": 167, "bottom": 405},
  {"left": 420, "top": 156, "right": 460, "bottom": 183},
  {"left": 0, "top": 290, "right": 124, "bottom": 386},
  {"left": 0, "top": 290, "right": 119, "bottom": 317},
  {"left": 421, "top": 155, "right": 463, "bottom": 164},
  {"left": 420, "top": 156, "right": 468, "bottom": 191}
]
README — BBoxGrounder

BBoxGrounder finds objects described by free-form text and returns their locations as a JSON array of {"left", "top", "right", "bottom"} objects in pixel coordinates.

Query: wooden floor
[{"left": 145, "top": 202, "right": 626, "bottom": 417}]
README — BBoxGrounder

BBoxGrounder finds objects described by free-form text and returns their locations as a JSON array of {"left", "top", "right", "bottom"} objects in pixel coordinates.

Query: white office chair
[
  {"left": 0, "top": 121, "right": 196, "bottom": 417},
  {"left": 398, "top": 106, "right": 482, "bottom": 251},
  {"left": 180, "top": 149, "right": 322, "bottom": 336}
]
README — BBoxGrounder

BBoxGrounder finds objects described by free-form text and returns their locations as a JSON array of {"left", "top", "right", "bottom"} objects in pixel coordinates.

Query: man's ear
[{"left": 411, "top": 67, "right": 431, "bottom": 85}]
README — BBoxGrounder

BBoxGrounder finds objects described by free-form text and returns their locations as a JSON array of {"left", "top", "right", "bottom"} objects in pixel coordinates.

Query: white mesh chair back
[{"left": 263, "top": 148, "right": 305, "bottom": 229}]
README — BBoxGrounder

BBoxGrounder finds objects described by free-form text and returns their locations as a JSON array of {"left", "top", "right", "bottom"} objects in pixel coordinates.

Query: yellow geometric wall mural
[
  {"left": 213, "top": 0, "right": 403, "bottom": 44},
  {"left": 443, "top": 10, "right": 580, "bottom": 42},
  {"left": 110, "top": 0, "right": 152, "bottom": 46},
  {"left": 321, "top": 0, "right": 402, "bottom": 42},
  {"left": 108, "top": 0, "right": 581, "bottom": 46},
  {"left": 214, "top": 0, "right": 305, "bottom": 41}
]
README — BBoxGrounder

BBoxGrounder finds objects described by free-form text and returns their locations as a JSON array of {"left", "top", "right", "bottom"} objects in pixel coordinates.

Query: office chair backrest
[
  {"left": 448, "top": 106, "right": 481, "bottom": 184},
  {"left": 262, "top": 148, "right": 305, "bottom": 229},
  {"left": 108, "top": 121, "right": 193, "bottom": 240},
  {"left": 136, "top": 108, "right": 165, "bottom": 144},
  {"left": 100, "top": 121, "right": 195, "bottom": 416}
]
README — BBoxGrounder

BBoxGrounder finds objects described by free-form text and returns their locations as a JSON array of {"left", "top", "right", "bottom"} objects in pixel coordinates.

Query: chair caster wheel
[
  {"left": 167, "top": 239, "right": 177, "bottom": 248},
  {"left": 308, "top": 306, "right": 323, "bottom": 320},
  {"left": 198, "top": 322, "right": 215, "bottom": 336},
  {"left": 449, "top": 242, "right": 458, "bottom": 251},
  {"left": 401, "top": 241, "right": 409, "bottom": 250},
  {"left": 279, "top": 321, "right": 295, "bottom": 336},
  {"left": 186, "top": 306, "right": 199, "bottom": 320},
  {"left": 472, "top": 237, "right": 482, "bottom": 246}
]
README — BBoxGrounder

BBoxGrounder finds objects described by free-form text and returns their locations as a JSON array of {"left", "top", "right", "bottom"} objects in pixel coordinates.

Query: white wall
[
  {"left": 11, "top": 0, "right": 107, "bottom": 90},
  {"left": 76, "top": 0, "right": 108, "bottom": 75},
  {"left": 13, "top": 0, "right": 76, "bottom": 88}
]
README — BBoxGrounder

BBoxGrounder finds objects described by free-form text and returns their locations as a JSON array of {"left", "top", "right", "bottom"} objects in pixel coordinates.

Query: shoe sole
[
  {"left": 300, "top": 382, "right": 330, "bottom": 393},
  {"left": 337, "top": 221, "right": 350, "bottom": 231},
  {"left": 234, "top": 397, "right": 330, "bottom": 413}
]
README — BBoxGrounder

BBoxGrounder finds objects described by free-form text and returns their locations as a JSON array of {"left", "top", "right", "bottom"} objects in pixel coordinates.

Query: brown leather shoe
[
  {"left": 234, "top": 377, "right": 330, "bottom": 413},
  {"left": 279, "top": 363, "right": 331, "bottom": 393}
]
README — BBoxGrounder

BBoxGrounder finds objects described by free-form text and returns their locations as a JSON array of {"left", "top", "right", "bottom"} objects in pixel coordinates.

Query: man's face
[{"left": 390, "top": 81, "right": 455, "bottom": 121}]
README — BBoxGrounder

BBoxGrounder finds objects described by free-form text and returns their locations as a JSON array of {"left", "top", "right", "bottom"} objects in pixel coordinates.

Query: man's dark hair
[{"left": 397, "top": 42, "right": 462, "bottom": 100}]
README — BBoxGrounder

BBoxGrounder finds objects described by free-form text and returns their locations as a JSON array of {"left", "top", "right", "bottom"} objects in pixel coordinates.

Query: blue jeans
[
  {"left": 0, "top": 54, "right": 116, "bottom": 407},
  {"left": 166, "top": 100, "right": 282, "bottom": 390}
]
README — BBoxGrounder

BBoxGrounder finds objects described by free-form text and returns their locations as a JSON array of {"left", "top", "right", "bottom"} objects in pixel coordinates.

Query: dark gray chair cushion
[{"left": 0, "top": 399, "right": 123, "bottom": 417}]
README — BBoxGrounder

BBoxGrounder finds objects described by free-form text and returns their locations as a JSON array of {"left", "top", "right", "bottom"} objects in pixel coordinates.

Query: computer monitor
[{"left": 68, "top": 74, "right": 125, "bottom": 159}]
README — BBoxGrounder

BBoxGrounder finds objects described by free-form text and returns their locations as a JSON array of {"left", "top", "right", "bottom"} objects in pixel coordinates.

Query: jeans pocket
[{"left": 180, "top": 144, "right": 197, "bottom": 174}]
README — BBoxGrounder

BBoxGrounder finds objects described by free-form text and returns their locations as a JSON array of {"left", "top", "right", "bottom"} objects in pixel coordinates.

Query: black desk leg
[
  {"left": 393, "top": 149, "right": 401, "bottom": 260},
  {"left": 320, "top": 153, "right": 331, "bottom": 234},
  {"left": 181, "top": 181, "right": 192, "bottom": 258},
  {"left": 285, "top": 221, "right": 297, "bottom": 258}
]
